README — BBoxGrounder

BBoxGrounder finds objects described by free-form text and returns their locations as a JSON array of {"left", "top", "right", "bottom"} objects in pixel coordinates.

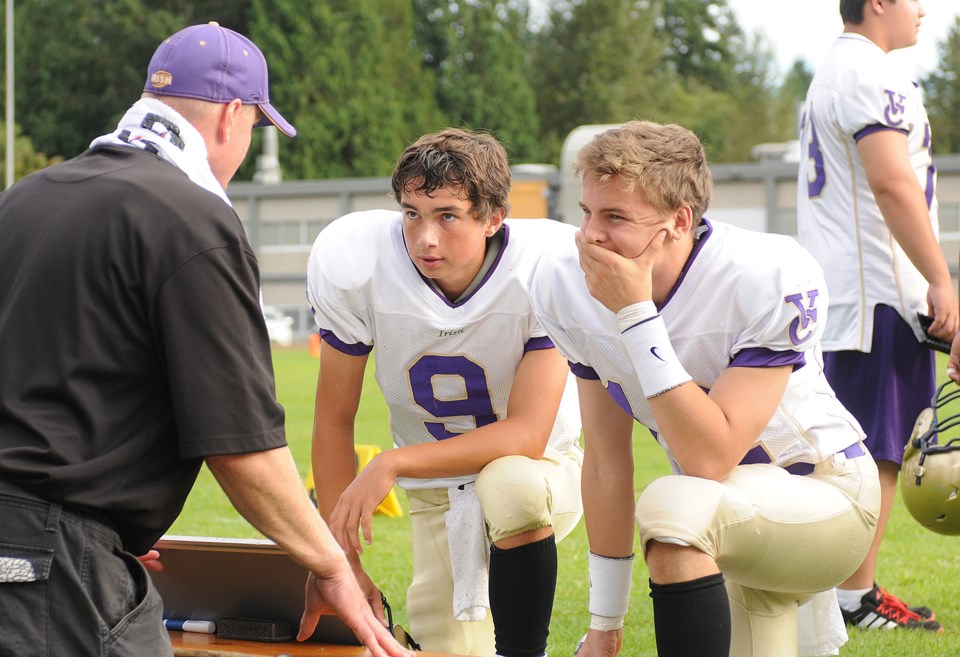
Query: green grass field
[{"left": 168, "top": 347, "right": 960, "bottom": 656}]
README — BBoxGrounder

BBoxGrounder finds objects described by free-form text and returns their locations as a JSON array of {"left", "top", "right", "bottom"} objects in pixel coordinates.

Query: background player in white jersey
[
  {"left": 306, "top": 128, "right": 583, "bottom": 657},
  {"left": 796, "top": 0, "right": 955, "bottom": 632},
  {"left": 529, "top": 121, "right": 881, "bottom": 657}
]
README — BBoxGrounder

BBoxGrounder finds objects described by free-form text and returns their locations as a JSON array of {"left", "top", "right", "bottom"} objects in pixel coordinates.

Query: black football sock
[
  {"left": 488, "top": 534, "right": 557, "bottom": 657},
  {"left": 649, "top": 573, "right": 730, "bottom": 657}
]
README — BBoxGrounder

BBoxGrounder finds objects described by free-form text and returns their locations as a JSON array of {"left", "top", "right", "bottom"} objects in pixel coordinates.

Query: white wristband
[
  {"left": 618, "top": 307, "right": 691, "bottom": 398},
  {"left": 617, "top": 301, "right": 659, "bottom": 333},
  {"left": 588, "top": 551, "right": 634, "bottom": 622}
]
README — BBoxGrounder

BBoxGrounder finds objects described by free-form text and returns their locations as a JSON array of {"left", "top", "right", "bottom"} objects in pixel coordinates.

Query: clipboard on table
[{"left": 149, "top": 535, "right": 361, "bottom": 645}]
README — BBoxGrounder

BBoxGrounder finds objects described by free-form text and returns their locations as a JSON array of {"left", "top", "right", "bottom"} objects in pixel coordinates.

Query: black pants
[{"left": 0, "top": 480, "right": 171, "bottom": 657}]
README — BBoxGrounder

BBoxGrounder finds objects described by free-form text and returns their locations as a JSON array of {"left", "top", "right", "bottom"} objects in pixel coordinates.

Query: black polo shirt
[{"left": 0, "top": 146, "right": 286, "bottom": 554}]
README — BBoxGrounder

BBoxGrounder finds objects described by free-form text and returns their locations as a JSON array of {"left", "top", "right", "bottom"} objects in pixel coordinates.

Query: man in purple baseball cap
[
  {"left": 0, "top": 23, "right": 411, "bottom": 657},
  {"left": 144, "top": 21, "right": 296, "bottom": 138}
]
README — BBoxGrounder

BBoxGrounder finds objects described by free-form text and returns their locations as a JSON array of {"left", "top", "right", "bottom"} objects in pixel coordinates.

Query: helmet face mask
[{"left": 900, "top": 383, "right": 960, "bottom": 536}]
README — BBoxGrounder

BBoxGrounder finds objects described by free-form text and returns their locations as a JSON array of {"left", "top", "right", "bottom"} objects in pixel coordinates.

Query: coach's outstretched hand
[{"left": 299, "top": 558, "right": 413, "bottom": 657}]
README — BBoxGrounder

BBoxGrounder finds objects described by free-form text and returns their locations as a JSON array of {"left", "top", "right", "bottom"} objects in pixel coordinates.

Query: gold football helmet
[{"left": 901, "top": 383, "right": 960, "bottom": 536}]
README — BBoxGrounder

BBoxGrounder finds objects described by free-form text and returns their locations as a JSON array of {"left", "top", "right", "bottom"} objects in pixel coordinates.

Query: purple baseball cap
[{"left": 144, "top": 22, "right": 296, "bottom": 137}]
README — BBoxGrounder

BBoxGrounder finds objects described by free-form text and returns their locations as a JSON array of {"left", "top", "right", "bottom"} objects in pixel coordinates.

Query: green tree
[
  {"left": 529, "top": 0, "right": 668, "bottom": 164},
  {"left": 923, "top": 17, "right": 960, "bottom": 155},
  {"left": 7, "top": 1, "right": 244, "bottom": 161},
  {"left": 414, "top": 0, "right": 542, "bottom": 162},
  {"left": 720, "top": 33, "right": 793, "bottom": 160},
  {"left": 779, "top": 57, "right": 814, "bottom": 107},
  {"left": 0, "top": 122, "right": 63, "bottom": 183},
  {"left": 249, "top": 0, "right": 442, "bottom": 179},
  {"left": 654, "top": 0, "right": 796, "bottom": 161},
  {"left": 661, "top": 0, "right": 742, "bottom": 90},
  {"left": 378, "top": 2, "right": 447, "bottom": 147}
]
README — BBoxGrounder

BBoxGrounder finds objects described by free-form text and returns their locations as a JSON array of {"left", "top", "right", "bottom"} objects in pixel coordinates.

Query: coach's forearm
[{"left": 206, "top": 447, "right": 345, "bottom": 576}]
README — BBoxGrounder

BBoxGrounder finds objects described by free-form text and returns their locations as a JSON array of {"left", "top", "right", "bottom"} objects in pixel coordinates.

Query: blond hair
[{"left": 574, "top": 121, "right": 712, "bottom": 221}]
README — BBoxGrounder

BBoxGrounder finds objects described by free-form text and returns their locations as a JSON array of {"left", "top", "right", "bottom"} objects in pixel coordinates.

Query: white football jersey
[
  {"left": 530, "top": 219, "right": 865, "bottom": 474},
  {"left": 307, "top": 210, "right": 581, "bottom": 490},
  {"left": 796, "top": 33, "right": 934, "bottom": 351}
]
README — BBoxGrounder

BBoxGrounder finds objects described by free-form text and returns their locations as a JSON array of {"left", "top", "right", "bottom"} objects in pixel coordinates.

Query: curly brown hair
[{"left": 391, "top": 128, "right": 511, "bottom": 220}]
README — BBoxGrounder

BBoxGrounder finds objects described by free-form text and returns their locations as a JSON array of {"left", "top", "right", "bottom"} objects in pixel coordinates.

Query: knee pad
[
  {"left": 635, "top": 475, "right": 751, "bottom": 556},
  {"left": 476, "top": 455, "right": 550, "bottom": 536}
]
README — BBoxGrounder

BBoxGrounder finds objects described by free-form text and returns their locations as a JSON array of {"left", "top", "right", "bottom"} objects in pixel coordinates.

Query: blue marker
[{"left": 164, "top": 619, "right": 216, "bottom": 634}]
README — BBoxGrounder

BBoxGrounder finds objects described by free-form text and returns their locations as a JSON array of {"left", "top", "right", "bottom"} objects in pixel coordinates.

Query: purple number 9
[{"left": 409, "top": 355, "right": 498, "bottom": 440}]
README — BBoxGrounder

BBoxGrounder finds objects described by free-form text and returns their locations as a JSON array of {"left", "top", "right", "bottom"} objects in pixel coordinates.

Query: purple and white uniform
[
  {"left": 306, "top": 210, "right": 581, "bottom": 490},
  {"left": 306, "top": 210, "right": 585, "bottom": 655},
  {"left": 796, "top": 32, "right": 937, "bottom": 463},
  {"left": 797, "top": 33, "right": 934, "bottom": 351},
  {"left": 530, "top": 218, "right": 881, "bottom": 657},
  {"left": 530, "top": 219, "right": 864, "bottom": 473}
]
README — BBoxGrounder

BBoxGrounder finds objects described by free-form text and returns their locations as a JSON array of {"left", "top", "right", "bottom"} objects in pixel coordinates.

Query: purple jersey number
[
  {"left": 409, "top": 354, "right": 498, "bottom": 440},
  {"left": 801, "top": 108, "right": 826, "bottom": 199}
]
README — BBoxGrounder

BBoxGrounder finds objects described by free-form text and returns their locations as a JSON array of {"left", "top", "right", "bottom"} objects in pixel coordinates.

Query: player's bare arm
[
  {"left": 312, "top": 342, "right": 369, "bottom": 523},
  {"left": 647, "top": 364, "right": 792, "bottom": 480},
  {"left": 311, "top": 341, "right": 387, "bottom": 623},
  {"left": 330, "top": 346, "right": 568, "bottom": 555},
  {"left": 576, "top": 378, "right": 635, "bottom": 657},
  {"left": 859, "top": 130, "right": 959, "bottom": 340}
]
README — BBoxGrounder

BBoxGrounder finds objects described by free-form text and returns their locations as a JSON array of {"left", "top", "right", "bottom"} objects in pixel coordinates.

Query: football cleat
[
  {"left": 841, "top": 585, "right": 942, "bottom": 633},
  {"left": 876, "top": 586, "right": 935, "bottom": 622}
]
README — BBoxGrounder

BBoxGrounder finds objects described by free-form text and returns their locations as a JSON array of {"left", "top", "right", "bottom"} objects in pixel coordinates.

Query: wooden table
[{"left": 169, "top": 631, "right": 462, "bottom": 657}]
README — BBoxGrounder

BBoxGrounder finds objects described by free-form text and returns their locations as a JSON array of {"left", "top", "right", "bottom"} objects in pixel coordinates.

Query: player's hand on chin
[
  {"left": 575, "top": 628, "right": 623, "bottom": 657},
  {"left": 330, "top": 454, "right": 397, "bottom": 555},
  {"left": 575, "top": 229, "right": 666, "bottom": 313},
  {"left": 299, "top": 563, "right": 413, "bottom": 657}
]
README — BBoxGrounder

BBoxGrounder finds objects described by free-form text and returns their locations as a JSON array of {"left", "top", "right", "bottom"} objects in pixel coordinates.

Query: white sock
[{"left": 836, "top": 587, "right": 872, "bottom": 611}]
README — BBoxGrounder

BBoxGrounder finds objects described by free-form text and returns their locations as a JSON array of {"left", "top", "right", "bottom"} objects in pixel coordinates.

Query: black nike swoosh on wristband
[{"left": 650, "top": 346, "right": 666, "bottom": 362}]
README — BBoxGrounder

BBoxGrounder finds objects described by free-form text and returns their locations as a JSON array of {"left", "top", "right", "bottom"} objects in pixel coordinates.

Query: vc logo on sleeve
[
  {"left": 783, "top": 290, "right": 819, "bottom": 345},
  {"left": 883, "top": 89, "right": 907, "bottom": 127}
]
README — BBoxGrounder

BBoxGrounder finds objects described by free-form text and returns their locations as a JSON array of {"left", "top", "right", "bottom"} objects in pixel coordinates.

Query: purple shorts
[{"left": 824, "top": 304, "right": 935, "bottom": 464}]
